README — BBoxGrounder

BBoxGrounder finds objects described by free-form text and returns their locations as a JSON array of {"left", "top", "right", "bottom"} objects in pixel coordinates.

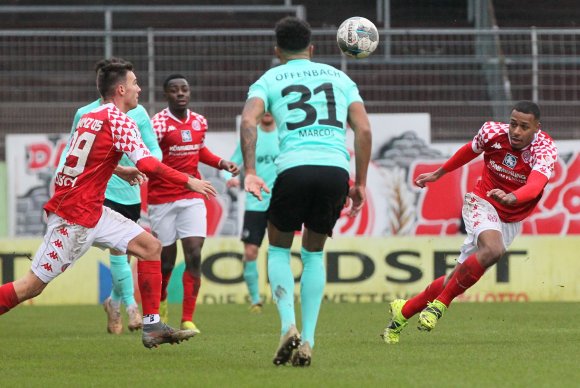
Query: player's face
[
  {"left": 123, "top": 71, "right": 141, "bottom": 110},
  {"left": 260, "top": 112, "right": 275, "bottom": 131},
  {"left": 165, "top": 78, "right": 190, "bottom": 111},
  {"left": 508, "top": 109, "right": 539, "bottom": 150}
]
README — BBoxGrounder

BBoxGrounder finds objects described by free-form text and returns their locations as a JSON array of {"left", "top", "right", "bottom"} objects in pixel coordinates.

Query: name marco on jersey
[
  {"left": 275, "top": 68, "right": 341, "bottom": 81},
  {"left": 76, "top": 117, "right": 103, "bottom": 132}
]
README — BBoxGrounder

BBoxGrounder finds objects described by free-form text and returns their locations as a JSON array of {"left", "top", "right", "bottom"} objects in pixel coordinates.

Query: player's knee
[
  {"left": 244, "top": 245, "right": 259, "bottom": 261},
  {"left": 142, "top": 238, "right": 162, "bottom": 260},
  {"left": 479, "top": 245, "right": 505, "bottom": 266}
]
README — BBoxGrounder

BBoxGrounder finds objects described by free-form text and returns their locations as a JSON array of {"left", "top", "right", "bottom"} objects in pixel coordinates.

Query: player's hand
[
  {"left": 220, "top": 160, "right": 241, "bottom": 177},
  {"left": 226, "top": 178, "right": 240, "bottom": 189},
  {"left": 186, "top": 177, "right": 217, "bottom": 199},
  {"left": 244, "top": 174, "right": 270, "bottom": 201},
  {"left": 415, "top": 171, "right": 441, "bottom": 188},
  {"left": 487, "top": 189, "right": 517, "bottom": 206},
  {"left": 347, "top": 185, "right": 366, "bottom": 217},
  {"left": 114, "top": 166, "right": 147, "bottom": 186}
]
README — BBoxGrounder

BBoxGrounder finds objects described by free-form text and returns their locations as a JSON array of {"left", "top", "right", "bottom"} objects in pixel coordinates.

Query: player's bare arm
[
  {"left": 113, "top": 165, "right": 147, "bottom": 186},
  {"left": 347, "top": 101, "right": 372, "bottom": 216},
  {"left": 219, "top": 160, "right": 241, "bottom": 177},
  {"left": 240, "top": 97, "right": 270, "bottom": 200},
  {"left": 415, "top": 167, "right": 445, "bottom": 188}
]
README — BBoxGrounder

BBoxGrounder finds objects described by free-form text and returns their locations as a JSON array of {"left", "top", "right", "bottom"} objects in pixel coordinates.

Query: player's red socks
[
  {"left": 137, "top": 260, "right": 162, "bottom": 316},
  {"left": 160, "top": 271, "right": 172, "bottom": 302},
  {"left": 182, "top": 271, "right": 201, "bottom": 322},
  {"left": 437, "top": 254, "right": 485, "bottom": 306},
  {"left": 0, "top": 282, "right": 19, "bottom": 315},
  {"left": 401, "top": 275, "right": 445, "bottom": 319}
]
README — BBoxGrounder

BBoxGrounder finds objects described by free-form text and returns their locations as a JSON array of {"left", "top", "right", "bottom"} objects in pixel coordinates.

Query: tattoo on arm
[{"left": 241, "top": 125, "right": 257, "bottom": 172}]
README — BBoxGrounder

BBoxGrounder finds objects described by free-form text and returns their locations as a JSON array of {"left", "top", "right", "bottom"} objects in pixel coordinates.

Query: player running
[
  {"left": 149, "top": 74, "right": 239, "bottom": 333},
  {"left": 240, "top": 16, "right": 372, "bottom": 366},
  {"left": 0, "top": 60, "right": 217, "bottom": 349},
  {"left": 56, "top": 57, "right": 163, "bottom": 335},
  {"left": 381, "top": 100, "right": 558, "bottom": 344},
  {"left": 223, "top": 112, "right": 279, "bottom": 313}
]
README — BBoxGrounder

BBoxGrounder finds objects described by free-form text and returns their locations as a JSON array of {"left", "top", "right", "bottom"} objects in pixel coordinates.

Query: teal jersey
[
  {"left": 57, "top": 99, "right": 162, "bottom": 205},
  {"left": 223, "top": 126, "right": 279, "bottom": 211},
  {"left": 247, "top": 59, "right": 363, "bottom": 174}
]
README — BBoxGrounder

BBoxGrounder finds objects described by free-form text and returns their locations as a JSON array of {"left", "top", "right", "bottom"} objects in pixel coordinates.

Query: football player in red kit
[
  {"left": 381, "top": 100, "right": 558, "bottom": 344},
  {"left": 148, "top": 74, "right": 239, "bottom": 333},
  {"left": 0, "top": 61, "right": 217, "bottom": 349}
]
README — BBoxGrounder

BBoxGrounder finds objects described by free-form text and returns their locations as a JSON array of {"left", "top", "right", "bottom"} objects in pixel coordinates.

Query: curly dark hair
[
  {"left": 512, "top": 100, "right": 541, "bottom": 120},
  {"left": 163, "top": 74, "right": 188, "bottom": 91},
  {"left": 96, "top": 59, "right": 134, "bottom": 99},
  {"left": 275, "top": 16, "right": 311, "bottom": 52}
]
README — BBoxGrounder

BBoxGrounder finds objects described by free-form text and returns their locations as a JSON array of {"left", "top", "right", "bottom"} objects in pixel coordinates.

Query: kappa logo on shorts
[
  {"left": 47, "top": 251, "right": 59, "bottom": 260},
  {"left": 181, "top": 130, "right": 192, "bottom": 142},
  {"left": 487, "top": 213, "right": 499, "bottom": 222},
  {"left": 502, "top": 153, "right": 518, "bottom": 169},
  {"left": 41, "top": 263, "right": 53, "bottom": 272},
  {"left": 52, "top": 239, "right": 63, "bottom": 249}
]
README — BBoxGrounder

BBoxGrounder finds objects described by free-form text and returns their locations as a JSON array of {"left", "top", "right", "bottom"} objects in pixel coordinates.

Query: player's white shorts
[
  {"left": 457, "top": 192, "right": 521, "bottom": 263},
  {"left": 32, "top": 207, "right": 144, "bottom": 283},
  {"left": 148, "top": 198, "right": 207, "bottom": 246}
]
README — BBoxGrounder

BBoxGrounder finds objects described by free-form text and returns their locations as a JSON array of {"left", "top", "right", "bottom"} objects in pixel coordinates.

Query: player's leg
[
  {"left": 419, "top": 193, "right": 518, "bottom": 331},
  {"left": 241, "top": 210, "right": 268, "bottom": 311},
  {"left": 180, "top": 236, "right": 204, "bottom": 333},
  {"left": 102, "top": 200, "right": 142, "bottom": 332},
  {"left": 293, "top": 166, "right": 348, "bottom": 366},
  {"left": 268, "top": 221, "right": 301, "bottom": 365},
  {"left": 97, "top": 207, "right": 195, "bottom": 348},
  {"left": 176, "top": 198, "right": 207, "bottom": 333},
  {"left": 0, "top": 271, "right": 46, "bottom": 314},
  {"left": 1, "top": 214, "right": 93, "bottom": 315},
  {"left": 147, "top": 202, "right": 179, "bottom": 324},
  {"left": 159, "top": 243, "right": 177, "bottom": 323}
]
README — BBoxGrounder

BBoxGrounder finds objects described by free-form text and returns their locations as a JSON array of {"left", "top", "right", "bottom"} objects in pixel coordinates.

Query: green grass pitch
[{"left": 1, "top": 302, "right": 579, "bottom": 387}]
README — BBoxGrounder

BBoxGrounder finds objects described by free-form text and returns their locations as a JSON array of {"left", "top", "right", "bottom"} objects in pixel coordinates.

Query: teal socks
[
  {"left": 267, "top": 245, "right": 296, "bottom": 335},
  {"left": 300, "top": 247, "right": 326, "bottom": 348},
  {"left": 109, "top": 254, "right": 137, "bottom": 307},
  {"left": 243, "top": 260, "right": 261, "bottom": 305}
]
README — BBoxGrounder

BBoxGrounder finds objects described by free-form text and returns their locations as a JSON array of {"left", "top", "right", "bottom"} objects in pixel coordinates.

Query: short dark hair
[
  {"left": 94, "top": 57, "right": 128, "bottom": 74},
  {"left": 512, "top": 100, "right": 541, "bottom": 120},
  {"left": 96, "top": 60, "right": 134, "bottom": 99},
  {"left": 275, "top": 16, "right": 311, "bottom": 52},
  {"left": 163, "top": 74, "right": 188, "bottom": 91}
]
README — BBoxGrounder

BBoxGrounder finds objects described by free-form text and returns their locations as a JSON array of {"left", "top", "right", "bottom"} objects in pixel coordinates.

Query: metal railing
[{"left": 2, "top": 27, "right": 580, "bottom": 159}]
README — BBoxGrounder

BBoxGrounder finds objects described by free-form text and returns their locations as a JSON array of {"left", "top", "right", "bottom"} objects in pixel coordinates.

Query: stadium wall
[{"left": 1, "top": 236, "right": 578, "bottom": 305}]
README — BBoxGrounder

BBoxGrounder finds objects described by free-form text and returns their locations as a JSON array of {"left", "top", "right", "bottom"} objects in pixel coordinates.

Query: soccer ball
[{"left": 336, "top": 17, "right": 379, "bottom": 59}]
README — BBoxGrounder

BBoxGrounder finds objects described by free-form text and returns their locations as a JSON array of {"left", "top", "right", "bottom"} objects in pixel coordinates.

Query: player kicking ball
[
  {"left": 381, "top": 100, "right": 558, "bottom": 344},
  {"left": 0, "top": 60, "right": 216, "bottom": 349}
]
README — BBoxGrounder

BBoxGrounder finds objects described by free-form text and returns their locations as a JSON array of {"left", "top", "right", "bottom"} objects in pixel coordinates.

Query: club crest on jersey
[
  {"left": 502, "top": 153, "right": 518, "bottom": 169},
  {"left": 522, "top": 150, "right": 531, "bottom": 164},
  {"left": 192, "top": 120, "right": 202, "bottom": 131},
  {"left": 181, "top": 130, "right": 192, "bottom": 142}
]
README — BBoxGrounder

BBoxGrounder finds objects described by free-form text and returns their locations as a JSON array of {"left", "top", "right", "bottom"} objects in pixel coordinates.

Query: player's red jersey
[
  {"left": 46, "top": 103, "right": 152, "bottom": 227},
  {"left": 471, "top": 121, "right": 558, "bottom": 222},
  {"left": 148, "top": 108, "right": 222, "bottom": 205}
]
